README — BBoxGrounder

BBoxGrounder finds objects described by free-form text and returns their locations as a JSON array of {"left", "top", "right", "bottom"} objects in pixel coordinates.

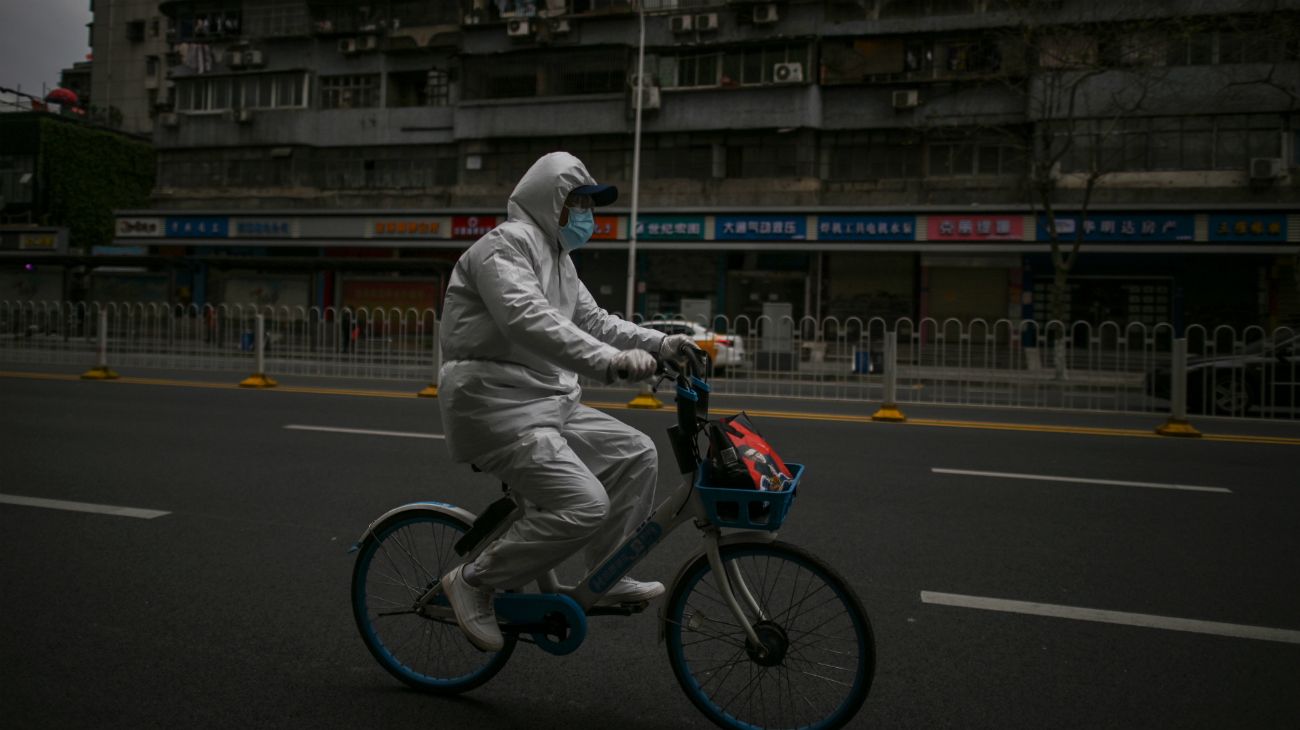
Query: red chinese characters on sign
[
  {"left": 373, "top": 220, "right": 442, "bottom": 236},
  {"left": 591, "top": 215, "right": 621, "bottom": 241},
  {"left": 451, "top": 216, "right": 499, "bottom": 240},
  {"left": 927, "top": 214, "right": 1023, "bottom": 241}
]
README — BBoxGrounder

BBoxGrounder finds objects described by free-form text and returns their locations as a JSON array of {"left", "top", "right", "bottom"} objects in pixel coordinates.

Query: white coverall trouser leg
[{"left": 466, "top": 404, "right": 658, "bottom": 590}]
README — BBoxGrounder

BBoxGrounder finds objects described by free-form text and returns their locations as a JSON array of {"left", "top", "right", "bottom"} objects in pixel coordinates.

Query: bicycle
[{"left": 349, "top": 359, "right": 875, "bottom": 730}]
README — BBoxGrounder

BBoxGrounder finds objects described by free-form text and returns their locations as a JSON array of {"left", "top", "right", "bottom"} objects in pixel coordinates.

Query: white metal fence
[
  {"left": 0, "top": 301, "right": 439, "bottom": 381},
  {"left": 2, "top": 300, "right": 1297, "bottom": 420}
]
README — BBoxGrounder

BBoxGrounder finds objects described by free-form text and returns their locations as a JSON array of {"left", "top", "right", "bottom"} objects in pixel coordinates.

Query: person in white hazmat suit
[{"left": 437, "top": 152, "right": 705, "bottom": 652}]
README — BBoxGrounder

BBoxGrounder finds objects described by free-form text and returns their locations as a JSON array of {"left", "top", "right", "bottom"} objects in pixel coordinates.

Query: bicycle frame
[{"left": 400, "top": 361, "right": 780, "bottom": 653}]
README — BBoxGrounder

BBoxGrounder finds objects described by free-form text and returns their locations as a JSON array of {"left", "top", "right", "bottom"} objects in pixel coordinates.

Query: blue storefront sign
[
  {"left": 232, "top": 219, "right": 295, "bottom": 237},
  {"left": 817, "top": 215, "right": 916, "bottom": 241},
  {"left": 715, "top": 215, "right": 806, "bottom": 241},
  {"left": 1207, "top": 213, "right": 1287, "bottom": 242},
  {"left": 165, "top": 217, "right": 230, "bottom": 238},
  {"left": 635, "top": 216, "right": 706, "bottom": 240},
  {"left": 1037, "top": 214, "right": 1194, "bottom": 242}
]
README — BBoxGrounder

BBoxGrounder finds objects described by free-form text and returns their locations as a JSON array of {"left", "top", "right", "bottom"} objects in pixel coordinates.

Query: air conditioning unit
[
  {"left": 1249, "top": 157, "right": 1284, "bottom": 180},
  {"left": 639, "top": 86, "right": 661, "bottom": 111},
  {"left": 236, "top": 108, "right": 254, "bottom": 124},
  {"left": 550, "top": 19, "right": 571, "bottom": 34},
  {"left": 773, "top": 62, "right": 803, "bottom": 83},
  {"left": 360, "top": 35, "right": 378, "bottom": 50},
  {"left": 670, "top": 15, "right": 693, "bottom": 33},
  {"left": 507, "top": 18, "right": 531, "bottom": 37},
  {"left": 160, "top": 112, "right": 179, "bottom": 128},
  {"left": 338, "top": 38, "right": 358, "bottom": 54},
  {"left": 628, "top": 73, "right": 656, "bottom": 90},
  {"left": 243, "top": 50, "right": 265, "bottom": 67},
  {"left": 891, "top": 89, "right": 919, "bottom": 109},
  {"left": 753, "top": 4, "right": 779, "bottom": 24},
  {"left": 695, "top": 13, "right": 719, "bottom": 32}
]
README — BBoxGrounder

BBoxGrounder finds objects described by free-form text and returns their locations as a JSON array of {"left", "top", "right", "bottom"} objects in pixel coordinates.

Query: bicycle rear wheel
[
  {"left": 663, "top": 541, "right": 874, "bottom": 730},
  {"left": 351, "top": 510, "right": 515, "bottom": 693}
]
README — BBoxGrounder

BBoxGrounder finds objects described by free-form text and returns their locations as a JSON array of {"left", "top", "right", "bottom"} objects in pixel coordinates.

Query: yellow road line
[{"left": 6, "top": 370, "right": 1300, "bottom": 446}]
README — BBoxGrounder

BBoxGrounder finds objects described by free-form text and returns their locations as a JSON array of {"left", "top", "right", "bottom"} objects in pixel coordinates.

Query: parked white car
[{"left": 642, "top": 320, "right": 747, "bottom": 372}]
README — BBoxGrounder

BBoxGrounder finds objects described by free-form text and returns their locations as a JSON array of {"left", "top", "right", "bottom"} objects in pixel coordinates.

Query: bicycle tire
[
  {"left": 351, "top": 510, "right": 516, "bottom": 694},
  {"left": 663, "top": 541, "right": 874, "bottom": 730}
]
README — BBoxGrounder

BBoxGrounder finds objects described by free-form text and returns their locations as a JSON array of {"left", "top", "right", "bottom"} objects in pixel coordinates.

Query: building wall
[{"left": 91, "top": 0, "right": 171, "bottom": 134}]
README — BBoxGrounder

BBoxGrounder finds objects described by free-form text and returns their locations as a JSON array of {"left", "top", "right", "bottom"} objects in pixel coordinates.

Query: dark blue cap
[{"left": 570, "top": 184, "right": 618, "bottom": 207}]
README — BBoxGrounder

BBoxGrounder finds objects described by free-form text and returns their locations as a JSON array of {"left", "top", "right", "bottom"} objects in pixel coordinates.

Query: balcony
[{"left": 156, "top": 106, "right": 455, "bottom": 149}]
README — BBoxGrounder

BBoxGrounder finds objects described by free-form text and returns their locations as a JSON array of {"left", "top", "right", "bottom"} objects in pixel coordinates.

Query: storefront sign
[
  {"left": 340, "top": 279, "right": 439, "bottom": 312},
  {"left": 370, "top": 219, "right": 444, "bottom": 237},
  {"left": 93, "top": 245, "right": 147, "bottom": 256},
  {"left": 231, "top": 218, "right": 296, "bottom": 238},
  {"left": 635, "top": 216, "right": 706, "bottom": 241},
  {"left": 1038, "top": 214, "right": 1193, "bottom": 242},
  {"left": 818, "top": 215, "right": 916, "bottom": 241},
  {"left": 451, "top": 216, "right": 499, "bottom": 240},
  {"left": 165, "top": 217, "right": 230, "bottom": 238},
  {"left": 1208, "top": 214, "right": 1286, "bottom": 242},
  {"left": 716, "top": 216, "right": 806, "bottom": 241},
  {"left": 116, "top": 218, "right": 163, "bottom": 237},
  {"left": 18, "top": 232, "right": 59, "bottom": 250},
  {"left": 592, "top": 215, "right": 622, "bottom": 241},
  {"left": 928, "top": 214, "right": 1024, "bottom": 241}
]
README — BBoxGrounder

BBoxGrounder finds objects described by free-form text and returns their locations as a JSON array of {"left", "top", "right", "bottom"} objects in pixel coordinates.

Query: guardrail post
[
  {"left": 627, "top": 378, "right": 664, "bottom": 409},
  {"left": 872, "top": 330, "right": 906, "bottom": 422},
  {"left": 81, "top": 309, "right": 120, "bottom": 380},
  {"left": 418, "top": 319, "right": 441, "bottom": 398},
  {"left": 1156, "top": 336, "right": 1200, "bottom": 437},
  {"left": 239, "top": 314, "right": 278, "bottom": 388}
]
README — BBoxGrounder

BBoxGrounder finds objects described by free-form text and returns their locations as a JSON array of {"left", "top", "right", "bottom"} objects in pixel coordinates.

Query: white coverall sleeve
[
  {"left": 478, "top": 246, "right": 620, "bottom": 380},
  {"left": 571, "top": 280, "right": 667, "bottom": 353}
]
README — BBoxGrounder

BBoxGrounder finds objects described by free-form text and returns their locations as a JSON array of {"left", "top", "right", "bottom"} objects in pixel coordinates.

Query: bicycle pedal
[{"left": 587, "top": 600, "right": 650, "bottom": 616}]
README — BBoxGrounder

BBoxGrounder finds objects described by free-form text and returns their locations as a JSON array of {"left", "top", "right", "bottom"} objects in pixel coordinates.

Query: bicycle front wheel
[
  {"left": 663, "top": 541, "right": 874, "bottom": 730},
  {"left": 351, "top": 510, "right": 515, "bottom": 694}
]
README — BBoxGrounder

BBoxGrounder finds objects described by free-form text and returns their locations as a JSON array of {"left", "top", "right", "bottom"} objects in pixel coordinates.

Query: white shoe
[
  {"left": 596, "top": 577, "right": 665, "bottom": 606},
  {"left": 441, "top": 564, "right": 504, "bottom": 652}
]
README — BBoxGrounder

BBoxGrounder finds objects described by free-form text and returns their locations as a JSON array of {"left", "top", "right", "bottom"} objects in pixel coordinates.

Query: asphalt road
[{"left": 2, "top": 371, "right": 1298, "bottom": 729}]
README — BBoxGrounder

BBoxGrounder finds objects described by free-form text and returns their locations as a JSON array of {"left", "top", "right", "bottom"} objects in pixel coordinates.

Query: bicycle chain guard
[{"left": 495, "top": 593, "right": 588, "bottom": 656}]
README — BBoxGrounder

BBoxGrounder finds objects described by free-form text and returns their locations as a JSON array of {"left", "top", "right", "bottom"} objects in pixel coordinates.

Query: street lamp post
[{"left": 624, "top": 3, "right": 646, "bottom": 321}]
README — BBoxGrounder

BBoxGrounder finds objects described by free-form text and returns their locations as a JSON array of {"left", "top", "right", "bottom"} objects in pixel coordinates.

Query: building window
[
  {"left": 385, "top": 69, "right": 452, "bottom": 107},
  {"left": 427, "top": 70, "right": 450, "bottom": 106},
  {"left": 724, "top": 132, "right": 814, "bottom": 178},
  {"left": 175, "top": 72, "right": 308, "bottom": 112},
  {"left": 640, "top": 134, "right": 715, "bottom": 179},
  {"left": 463, "top": 49, "right": 625, "bottom": 100},
  {"left": 826, "top": 130, "right": 922, "bottom": 181},
  {"left": 245, "top": 1, "right": 311, "bottom": 38},
  {"left": 928, "top": 136, "right": 1023, "bottom": 177},
  {"left": 321, "top": 75, "right": 380, "bottom": 109},
  {"left": 1059, "top": 115, "right": 1283, "bottom": 172},
  {"left": 661, "top": 45, "right": 809, "bottom": 89},
  {"left": 310, "top": 145, "right": 458, "bottom": 189}
]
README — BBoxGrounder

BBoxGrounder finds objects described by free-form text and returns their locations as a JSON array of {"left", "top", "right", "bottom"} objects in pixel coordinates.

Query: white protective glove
[
  {"left": 660, "top": 334, "right": 708, "bottom": 372},
  {"left": 608, "top": 349, "right": 657, "bottom": 383}
]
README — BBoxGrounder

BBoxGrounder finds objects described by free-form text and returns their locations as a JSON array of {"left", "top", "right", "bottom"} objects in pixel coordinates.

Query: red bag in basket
[{"left": 705, "top": 413, "right": 794, "bottom": 491}]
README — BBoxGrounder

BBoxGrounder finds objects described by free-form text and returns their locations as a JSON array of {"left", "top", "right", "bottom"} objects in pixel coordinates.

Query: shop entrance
[
  {"left": 726, "top": 270, "right": 807, "bottom": 323},
  {"left": 1032, "top": 276, "right": 1173, "bottom": 325}
]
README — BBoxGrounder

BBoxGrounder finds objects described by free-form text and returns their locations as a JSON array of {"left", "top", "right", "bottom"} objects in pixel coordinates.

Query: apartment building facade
[{"left": 106, "top": 0, "right": 1300, "bottom": 328}]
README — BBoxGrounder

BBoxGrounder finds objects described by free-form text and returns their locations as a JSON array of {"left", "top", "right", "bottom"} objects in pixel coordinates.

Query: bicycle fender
[
  {"left": 657, "top": 530, "right": 779, "bottom": 643},
  {"left": 349, "top": 501, "right": 477, "bottom": 553}
]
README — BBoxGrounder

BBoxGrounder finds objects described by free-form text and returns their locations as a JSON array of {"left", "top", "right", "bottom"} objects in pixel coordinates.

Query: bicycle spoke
[{"left": 665, "top": 542, "right": 873, "bottom": 730}]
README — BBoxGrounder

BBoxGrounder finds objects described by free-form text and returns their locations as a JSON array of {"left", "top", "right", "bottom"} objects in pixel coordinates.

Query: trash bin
[
  {"left": 852, "top": 350, "right": 873, "bottom": 374},
  {"left": 240, "top": 332, "right": 255, "bottom": 351}
]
